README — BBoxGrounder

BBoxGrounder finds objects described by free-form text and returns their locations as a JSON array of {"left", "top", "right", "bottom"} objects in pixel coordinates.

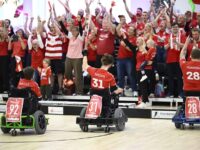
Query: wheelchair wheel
[
  {"left": 175, "top": 123, "right": 181, "bottom": 129},
  {"left": 34, "top": 110, "right": 47, "bottom": 134},
  {"left": 114, "top": 108, "right": 126, "bottom": 131},
  {"left": 79, "top": 107, "right": 88, "bottom": 132},
  {"left": 1, "top": 127, "right": 11, "bottom": 134}
]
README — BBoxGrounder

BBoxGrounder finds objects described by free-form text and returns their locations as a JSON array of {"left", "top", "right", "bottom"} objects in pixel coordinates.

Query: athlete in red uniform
[
  {"left": 180, "top": 37, "right": 200, "bottom": 97},
  {"left": 82, "top": 50, "right": 123, "bottom": 117},
  {"left": 17, "top": 67, "right": 42, "bottom": 98}
]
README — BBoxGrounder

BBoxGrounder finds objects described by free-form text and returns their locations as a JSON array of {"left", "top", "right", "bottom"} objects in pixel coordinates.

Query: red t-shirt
[
  {"left": 87, "top": 39, "right": 97, "bottom": 62},
  {"left": 31, "top": 48, "right": 44, "bottom": 69},
  {"left": 87, "top": 66, "right": 116, "bottom": 90},
  {"left": 72, "top": 15, "right": 85, "bottom": 27},
  {"left": 0, "top": 41, "right": 8, "bottom": 56},
  {"left": 17, "top": 78, "right": 42, "bottom": 98},
  {"left": 165, "top": 34, "right": 186, "bottom": 63},
  {"left": 12, "top": 39, "right": 27, "bottom": 57},
  {"left": 180, "top": 58, "right": 200, "bottom": 91},
  {"left": 155, "top": 30, "right": 169, "bottom": 47},
  {"left": 40, "top": 67, "right": 52, "bottom": 86},
  {"left": 136, "top": 50, "right": 146, "bottom": 71},
  {"left": 92, "top": 15, "right": 103, "bottom": 29},
  {"left": 187, "top": 41, "right": 200, "bottom": 61},
  {"left": 96, "top": 29, "right": 115, "bottom": 55},
  {"left": 145, "top": 47, "right": 157, "bottom": 70},
  {"left": 117, "top": 36, "right": 136, "bottom": 59}
]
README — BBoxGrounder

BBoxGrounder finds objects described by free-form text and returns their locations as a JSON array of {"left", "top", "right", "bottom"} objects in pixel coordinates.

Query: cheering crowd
[{"left": 0, "top": 0, "right": 200, "bottom": 108}]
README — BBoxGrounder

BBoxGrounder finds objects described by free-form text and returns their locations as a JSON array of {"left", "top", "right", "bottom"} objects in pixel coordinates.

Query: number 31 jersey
[
  {"left": 180, "top": 58, "right": 200, "bottom": 91},
  {"left": 87, "top": 66, "right": 116, "bottom": 90}
]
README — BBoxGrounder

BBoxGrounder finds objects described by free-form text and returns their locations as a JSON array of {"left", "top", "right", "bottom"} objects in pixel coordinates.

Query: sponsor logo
[
  {"left": 152, "top": 110, "right": 176, "bottom": 119},
  {"left": 48, "top": 107, "right": 63, "bottom": 115}
]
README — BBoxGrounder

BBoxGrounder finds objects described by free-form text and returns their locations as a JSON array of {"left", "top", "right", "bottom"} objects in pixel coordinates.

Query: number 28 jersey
[
  {"left": 87, "top": 67, "right": 116, "bottom": 90},
  {"left": 180, "top": 58, "right": 200, "bottom": 91}
]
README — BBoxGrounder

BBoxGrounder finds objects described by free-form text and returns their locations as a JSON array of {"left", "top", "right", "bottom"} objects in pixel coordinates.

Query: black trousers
[
  {"left": 90, "top": 89, "right": 111, "bottom": 117},
  {"left": 166, "top": 62, "right": 183, "bottom": 96},
  {"left": 0, "top": 56, "right": 9, "bottom": 92},
  {"left": 9, "top": 57, "right": 25, "bottom": 88},
  {"left": 137, "top": 69, "right": 155, "bottom": 103}
]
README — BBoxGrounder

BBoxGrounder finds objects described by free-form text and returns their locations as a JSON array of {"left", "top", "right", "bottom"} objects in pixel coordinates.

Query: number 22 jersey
[
  {"left": 87, "top": 66, "right": 116, "bottom": 90},
  {"left": 180, "top": 58, "right": 200, "bottom": 91}
]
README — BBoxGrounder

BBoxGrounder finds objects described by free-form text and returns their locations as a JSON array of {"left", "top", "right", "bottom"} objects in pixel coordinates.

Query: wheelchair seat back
[{"left": 9, "top": 88, "right": 39, "bottom": 115}]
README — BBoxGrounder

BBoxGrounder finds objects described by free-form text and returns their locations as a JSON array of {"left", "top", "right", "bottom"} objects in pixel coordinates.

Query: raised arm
[
  {"left": 180, "top": 36, "right": 190, "bottom": 60},
  {"left": 29, "top": 17, "right": 34, "bottom": 32},
  {"left": 123, "top": 0, "right": 134, "bottom": 19},
  {"left": 24, "top": 15, "right": 30, "bottom": 36}
]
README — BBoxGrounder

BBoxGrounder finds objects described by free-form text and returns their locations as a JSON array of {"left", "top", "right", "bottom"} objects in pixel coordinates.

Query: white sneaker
[
  {"left": 145, "top": 102, "right": 152, "bottom": 107},
  {"left": 133, "top": 91, "right": 138, "bottom": 97},
  {"left": 149, "top": 93, "right": 155, "bottom": 98},
  {"left": 124, "top": 88, "right": 133, "bottom": 97},
  {"left": 83, "top": 71, "right": 89, "bottom": 77},
  {"left": 140, "top": 75, "right": 148, "bottom": 82},
  {"left": 136, "top": 102, "right": 146, "bottom": 108}
]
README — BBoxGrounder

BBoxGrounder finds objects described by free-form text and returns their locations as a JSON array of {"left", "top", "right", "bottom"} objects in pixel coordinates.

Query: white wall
[{"left": 0, "top": 0, "right": 200, "bottom": 27}]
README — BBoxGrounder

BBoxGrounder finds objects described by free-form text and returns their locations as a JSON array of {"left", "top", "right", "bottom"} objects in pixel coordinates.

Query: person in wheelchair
[
  {"left": 17, "top": 66, "right": 42, "bottom": 99},
  {"left": 14, "top": 66, "right": 42, "bottom": 114},
  {"left": 180, "top": 36, "right": 200, "bottom": 99},
  {"left": 82, "top": 50, "right": 123, "bottom": 118}
]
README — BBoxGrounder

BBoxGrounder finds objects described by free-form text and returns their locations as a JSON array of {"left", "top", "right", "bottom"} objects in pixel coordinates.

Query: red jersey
[
  {"left": 72, "top": 15, "right": 85, "bottom": 27},
  {"left": 91, "top": 15, "right": 103, "bottom": 29},
  {"left": 145, "top": 47, "right": 157, "bottom": 70},
  {"left": 87, "top": 67, "right": 116, "bottom": 90},
  {"left": 87, "top": 38, "right": 97, "bottom": 62},
  {"left": 165, "top": 34, "right": 186, "bottom": 63},
  {"left": 187, "top": 41, "right": 200, "bottom": 61},
  {"left": 0, "top": 41, "right": 8, "bottom": 56},
  {"left": 11, "top": 39, "right": 27, "bottom": 57},
  {"left": 117, "top": 36, "right": 136, "bottom": 59},
  {"left": 40, "top": 67, "right": 52, "bottom": 86},
  {"left": 136, "top": 50, "right": 146, "bottom": 71},
  {"left": 155, "top": 30, "right": 169, "bottom": 47},
  {"left": 96, "top": 29, "right": 115, "bottom": 55},
  {"left": 31, "top": 48, "right": 44, "bottom": 69},
  {"left": 180, "top": 59, "right": 200, "bottom": 91},
  {"left": 17, "top": 79, "right": 42, "bottom": 98}
]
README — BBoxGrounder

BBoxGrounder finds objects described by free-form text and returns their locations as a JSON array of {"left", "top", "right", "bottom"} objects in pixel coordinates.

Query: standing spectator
[
  {"left": 4, "top": 19, "right": 14, "bottom": 37},
  {"left": 0, "top": 25, "right": 9, "bottom": 92},
  {"left": 186, "top": 28, "right": 200, "bottom": 61},
  {"left": 28, "top": 30, "right": 44, "bottom": 83},
  {"left": 8, "top": 28, "right": 27, "bottom": 87},
  {"left": 116, "top": 18, "right": 137, "bottom": 97},
  {"left": 38, "top": 59, "right": 52, "bottom": 100},
  {"left": 59, "top": 15, "right": 84, "bottom": 95},
  {"left": 85, "top": 29, "right": 97, "bottom": 67},
  {"left": 45, "top": 13, "right": 63, "bottom": 94},
  {"left": 164, "top": 23, "right": 186, "bottom": 98},
  {"left": 93, "top": 16, "right": 116, "bottom": 68}
]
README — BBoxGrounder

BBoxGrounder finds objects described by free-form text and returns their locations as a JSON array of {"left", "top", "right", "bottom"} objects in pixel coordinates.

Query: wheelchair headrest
[{"left": 9, "top": 88, "right": 36, "bottom": 99}]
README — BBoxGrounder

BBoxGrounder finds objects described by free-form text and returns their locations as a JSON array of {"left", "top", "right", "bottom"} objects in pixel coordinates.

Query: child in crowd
[{"left": 38, "top": 58, "right": 52, "bottom": 100}]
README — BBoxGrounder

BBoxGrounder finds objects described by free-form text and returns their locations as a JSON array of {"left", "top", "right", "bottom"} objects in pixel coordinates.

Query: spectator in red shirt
[
  {"left": 28, "top": 30, "right": 44, "bottom": 83},
  {"left": 8, "top": 28, "right": 27, "bottom": 88},
  {"left": 0, "top": 26, "right": 9, "bottom": 92},
  {"left": 38, "top": 59, "right": 52, "bottom": 100},
  {"left": 186, "top": 28, "right": 200, "bottom": 61},
  {"left": 116, "top": 18, "right": 138, "bottom": 97},
  {"left": 179, "top": 36, "right": 200, "bottom": 98},
  {"left": 17, "top": 67, "right": 42, "bottom": 98},
  {"left": 82, "top": 50, "right": 123, "bottom": 117},
  {"left": 164, "top": 23, "right": 186, "bottom": 98}
]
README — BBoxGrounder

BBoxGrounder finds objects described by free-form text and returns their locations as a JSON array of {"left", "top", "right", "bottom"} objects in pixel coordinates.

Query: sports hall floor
[{"left": 1, "top": 115, "right": 200, "bottom": 150}]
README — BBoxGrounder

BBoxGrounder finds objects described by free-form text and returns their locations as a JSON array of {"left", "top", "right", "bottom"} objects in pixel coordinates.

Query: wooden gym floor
[{"left": 0, "top": 115, "right": 200, "bottom": 150}]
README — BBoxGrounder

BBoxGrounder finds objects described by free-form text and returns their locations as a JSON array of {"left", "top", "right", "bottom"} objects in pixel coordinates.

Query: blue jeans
[
  {"left": 117, "top": 58, "right": 137, "bottom": 91},
  {"left": 156, "top": 46, "right": 166, "bottom": 63}
]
